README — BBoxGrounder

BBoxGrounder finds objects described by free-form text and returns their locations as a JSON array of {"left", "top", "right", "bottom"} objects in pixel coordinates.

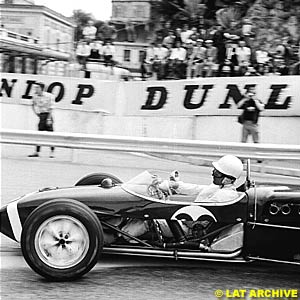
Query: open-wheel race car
[{"left": 1, "top": 161, "right": 300, "bottom": 281}]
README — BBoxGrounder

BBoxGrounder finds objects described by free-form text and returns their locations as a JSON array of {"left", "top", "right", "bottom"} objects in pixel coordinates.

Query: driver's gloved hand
[
  {"left": 158, "top": 180, "right": 171, "bottom": 192},
  {"left": 170, "top": 170, "right": 180, "bottom": 182},
  {"left": 158, "top": 180, "right": 179, "bottom": 195}
]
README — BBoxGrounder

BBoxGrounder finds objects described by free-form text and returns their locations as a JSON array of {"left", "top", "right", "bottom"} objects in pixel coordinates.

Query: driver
[
  {"left": 120, "top": 155, "right": 243, "bottom": 242},
  {"left": 162, "top": 155, "right": 243, "bottom": 202}
]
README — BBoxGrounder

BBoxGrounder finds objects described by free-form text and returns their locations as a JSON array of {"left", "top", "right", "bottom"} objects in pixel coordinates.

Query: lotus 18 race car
[{"left": 1, "top": 162, "right": 300, "bottom": 281}]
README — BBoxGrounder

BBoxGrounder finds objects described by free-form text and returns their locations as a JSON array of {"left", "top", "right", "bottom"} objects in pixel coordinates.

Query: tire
[
  {"left": 21, "top": 199, "right": 104, "bottom": 281},
  {"left": 75, "top": 173, "right": 122, "bottom": 186}
]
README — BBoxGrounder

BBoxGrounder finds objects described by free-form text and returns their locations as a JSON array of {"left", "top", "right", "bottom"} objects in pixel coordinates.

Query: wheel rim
[{"left": 34, "top": 215, "right": 90, "bottom": 269}]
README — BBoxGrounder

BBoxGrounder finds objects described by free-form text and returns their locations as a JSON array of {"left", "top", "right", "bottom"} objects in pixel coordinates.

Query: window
[
  {"left": 139, "top": 50, "right": 146, "bottom": 63},
  {"left": 124, "top": 49, "right": 131, "bottom": 62}
]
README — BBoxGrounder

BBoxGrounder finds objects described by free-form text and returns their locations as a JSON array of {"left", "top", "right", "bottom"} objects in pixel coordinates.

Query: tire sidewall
[{"left": 21, "top": 199, "right": 103, "bottom": 281}]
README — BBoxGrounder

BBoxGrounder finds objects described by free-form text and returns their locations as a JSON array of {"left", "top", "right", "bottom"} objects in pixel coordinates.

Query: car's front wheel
[{"left": 21, "top": 199, "right": 103, "bottom": 281}]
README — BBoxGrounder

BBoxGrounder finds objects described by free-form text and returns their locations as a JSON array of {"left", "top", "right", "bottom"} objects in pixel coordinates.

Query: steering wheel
[
  {"left": 147, "top": 184, "right": 165, "bottom": 199},
  {"left": 147, "top": 178, "right": 172, "bottom": 200}
]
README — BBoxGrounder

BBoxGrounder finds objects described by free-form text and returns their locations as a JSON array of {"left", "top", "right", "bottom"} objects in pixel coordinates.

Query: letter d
[{"left": 141, "top": 86, "right": 167, "bottom": 110}]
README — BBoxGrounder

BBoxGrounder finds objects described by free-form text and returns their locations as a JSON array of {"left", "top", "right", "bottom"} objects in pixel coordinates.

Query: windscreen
[{"left": 121, "top": 170, "right": 166, "bottom": 200}]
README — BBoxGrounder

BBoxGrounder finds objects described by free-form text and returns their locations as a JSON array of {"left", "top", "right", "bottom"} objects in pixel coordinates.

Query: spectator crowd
[
  {"left": 74, "top": 0, "right": 300, "bottom": 80},
  {"left": 75, "top": 20, "right": 118, "bottom": 70},
  {"left": 142, "top": 18, "right": 300, "bottom": 80}
]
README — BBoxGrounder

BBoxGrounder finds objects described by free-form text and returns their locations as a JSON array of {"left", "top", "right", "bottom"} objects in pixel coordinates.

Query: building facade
[
  {"left": 0, "top": 0, "right": 75, "bottom": 75},
  {"left": 111, "top": 0, "right": 157, "bottom": 74}
]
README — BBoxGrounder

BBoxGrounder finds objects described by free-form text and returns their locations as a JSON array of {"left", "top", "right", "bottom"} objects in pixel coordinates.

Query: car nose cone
[{"left": 0, "top": 205, "right": 15, "bottom": 241}]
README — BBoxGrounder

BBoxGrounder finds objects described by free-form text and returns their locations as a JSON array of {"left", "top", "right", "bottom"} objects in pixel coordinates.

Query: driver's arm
[
  {"left": 176, "top": 182, "right": 205, "bottom": 195},
  {"left": 159, "top": 180, "right": 205, "bottom": 196}
]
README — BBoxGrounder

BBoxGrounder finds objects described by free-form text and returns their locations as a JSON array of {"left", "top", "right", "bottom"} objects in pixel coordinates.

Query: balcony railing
[{"left": 1, "top": 28, "right": 39, "bottom": 44}]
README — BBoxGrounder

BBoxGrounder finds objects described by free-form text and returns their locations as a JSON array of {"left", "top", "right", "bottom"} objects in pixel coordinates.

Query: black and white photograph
[{"left": 1, "top": 0, "right": 300, "bottom": 299}]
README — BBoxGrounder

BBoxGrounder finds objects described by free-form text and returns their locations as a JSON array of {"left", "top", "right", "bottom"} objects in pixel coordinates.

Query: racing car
[{"left": 1, "top": 161, "right": 299, "bottom": 281}]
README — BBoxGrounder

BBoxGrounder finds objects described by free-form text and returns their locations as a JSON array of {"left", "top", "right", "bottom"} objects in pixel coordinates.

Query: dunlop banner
[
  {"left": 123, "top": 76, "right": 300, "bottom": 116},
  {"left": 1, "top": 73, "right": 299, "bottom": 116},
  {"left": 0, "top": 73, "right": 117, "bottom": 113}
]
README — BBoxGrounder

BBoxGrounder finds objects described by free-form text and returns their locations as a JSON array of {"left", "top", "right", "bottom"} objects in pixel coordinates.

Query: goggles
[{"left": 212, "top": 168, "right": 224, "bottom": 178}]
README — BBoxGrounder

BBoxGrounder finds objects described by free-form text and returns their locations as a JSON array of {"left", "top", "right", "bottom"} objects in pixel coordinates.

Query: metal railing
[{"left": 1, "top": 129, "right": 300, "bottom": 162}]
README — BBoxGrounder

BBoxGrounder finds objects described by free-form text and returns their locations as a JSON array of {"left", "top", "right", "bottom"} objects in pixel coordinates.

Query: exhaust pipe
[
  {"left": 269, "top": 203, "right": 280, "bottom": 215},
  {"left": 281, "top": 204, "right": 291, "bottom": 215}
]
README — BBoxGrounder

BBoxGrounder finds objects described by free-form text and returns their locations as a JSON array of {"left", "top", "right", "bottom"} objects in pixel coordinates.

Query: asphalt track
[{"left": 1, "top": 145, "right": 300, "bottom": 300}]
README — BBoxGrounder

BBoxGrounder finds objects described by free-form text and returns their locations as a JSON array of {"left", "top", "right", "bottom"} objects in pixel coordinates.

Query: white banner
[
  {"left": 123, "top": 76, "right": 300, "bottom": 116},
  {"left": 0, "top": 73, "right": 118, "bottom": 114},
  {"left": 1, "top": 74, "right": 300, "bottom": 117}
]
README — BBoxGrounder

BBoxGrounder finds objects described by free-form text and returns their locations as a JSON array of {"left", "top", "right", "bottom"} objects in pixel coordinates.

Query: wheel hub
[{"left": 34, "top": 215, "right": 90, "bottom": 269}]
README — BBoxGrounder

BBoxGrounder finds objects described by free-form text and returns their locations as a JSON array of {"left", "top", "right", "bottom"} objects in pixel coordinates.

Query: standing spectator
[
  {"left": 102, "top": 40, "right": 116, "bottom": 67},
  {"left": 75, "top": 41, "right": 91, "bottom": 69},
  {"left": 180, "top": 24, "right": 193, "bottom": 44},
  {"left": 185, "top": 40, "right": 196, "bottom": 78},
  {"left": 204, "top": 40, "right": 217, "bottom": 77},
  {"left": 162, "top": 30, "right": 175, "bottom": 49},
  {"left": 143, "top": 43, "right": 156, "bottom": 76},
  {"left": 241, "top": 18, "right": 255, "bottom": 45},
  {"left": 237, "top": 86, "right": 264, "bottom": 143},
  {"left": 169, "top": 41, "right": 187, "bottom": 79},
  {"left": 271, "top": 39, "right": 290, "bottom": 75},
  {"left": 174, "top": 28, "right": 183, "bottom": 45},
  {"left": 28, "top": 82, "right": 55, "bottom": 158},
  {"left": 213, "top": 24, "right": 227, "bottom": 69},
  {"left": 255, "top": 44, "right": 270, "bottom": 65},
  {"left": 89, "top": 41, "right": 103, "bottom": 60},
  {"left": 153, "top": 42, "right": 169, "bottom": 80},
  {"left": 224, "top": 21, "right": 241, "bottom": 45},
  {"left": 236, "top": 40, "right": 252, "bottom": 75},
  {"left": 275, "top": 37, "right": 292, "bottom": 66},
  {"left": 82, "top": 20, "right": 97, "bottom": 42},
  {"left": 218, "top": 42, "right": 237, "bottom": 77},
  {"left": 255, "top": 43, "right": 271, "bottom": 74},
  {"left": 189, "top": 39, "right": 207, "bottom": 78},
  {"left": 140, "top": 47, "right": 148, "bottom": 80}
]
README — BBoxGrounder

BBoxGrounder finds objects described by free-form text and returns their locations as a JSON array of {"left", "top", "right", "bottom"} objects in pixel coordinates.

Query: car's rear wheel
[
  {"left": 75, "top": 173, "right": 122, "bottom": 186},
  {"left": 21, "top": 199, "right": 103, "bottom": 281}
]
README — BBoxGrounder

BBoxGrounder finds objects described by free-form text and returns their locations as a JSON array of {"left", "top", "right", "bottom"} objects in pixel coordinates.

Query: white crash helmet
[{"left": 212, "top": 155, "right": 243, "bottom": 179}]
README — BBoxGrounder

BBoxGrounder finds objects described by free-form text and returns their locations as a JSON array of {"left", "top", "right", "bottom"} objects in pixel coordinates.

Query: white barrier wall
[{"left": 1, "top": 74, "right": 300, "bottom": 144}]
